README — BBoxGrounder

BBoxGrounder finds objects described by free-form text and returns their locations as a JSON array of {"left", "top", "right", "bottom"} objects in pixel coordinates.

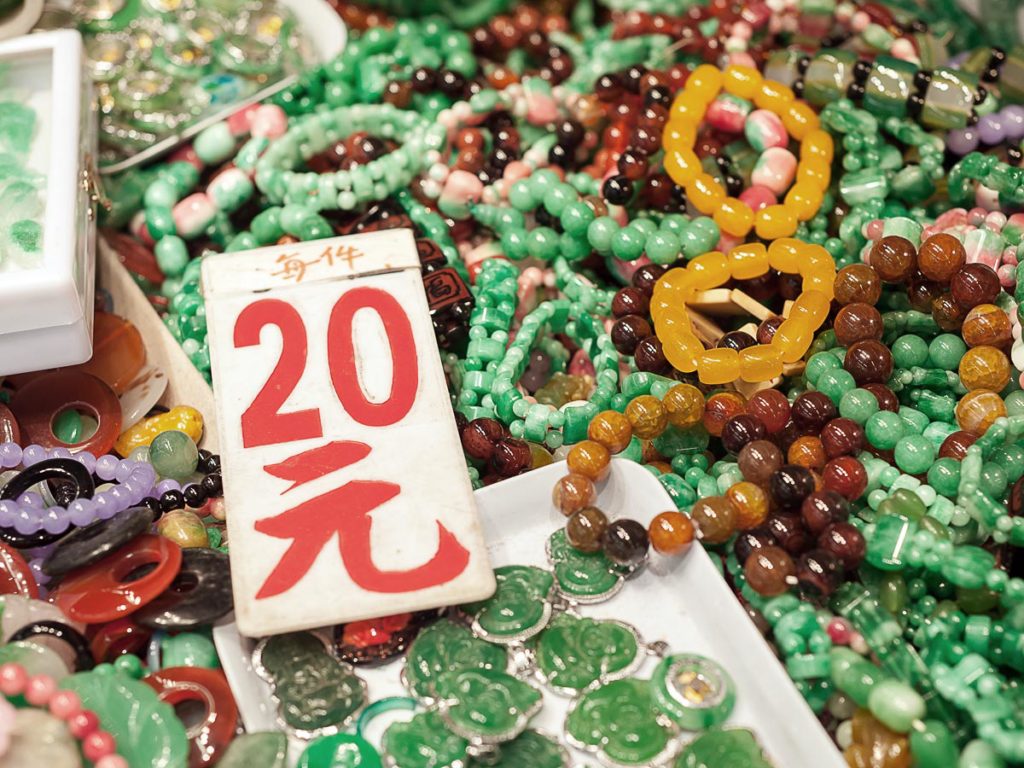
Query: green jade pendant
[
  {"left": 298, "top": 733, "right": 383, "bottom": 768},
  {"left": 469, "top": 730, "right": 568, "bottom": 767},
  {"left": 253, "top": 632, "right": 368, "bottom": 738},
  {"left": 219, "top": 732, "right": 288, "bottom": 768},
  {"left": 434, "top": 667, "right": 543, "bottom": 745},
  {"left": 546, "top": 530, "right": 628, "bottom": 603},
  {"left": 651, "top": 655, "right": 737, "bottom": 731},
  {"left": 533, "top": 613, "right": 644, "bottom": 695},
  {"left": 460, "top": 565, "right": 555, "bottom": 644},
  {"left": 382, "top": 710, "right": 469, "bottom": 768},
  {"left": 565, "top": 678, "right": 678, "bottom": 767},
  {"left": 403, "top": 620, "right": 507, "bottom": 700},
  {"left": 675, "top": 729, "right": 773, "bottom": 768}
]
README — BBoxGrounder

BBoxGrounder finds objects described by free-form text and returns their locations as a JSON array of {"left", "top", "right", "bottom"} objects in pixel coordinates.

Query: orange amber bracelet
[
  {"left": 662, "top": 64, "right": 834, "bottom": 239},
  {"left": 650, "top": 238, "right": 836, "bottom": 385}
]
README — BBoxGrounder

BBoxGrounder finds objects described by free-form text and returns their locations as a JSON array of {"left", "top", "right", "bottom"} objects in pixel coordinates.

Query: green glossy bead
[
  {"left": 829, "top": 648, "right": 880, "bottom": 706},
  {"left": 1004, "top": 389, "right": 1024, "bottom": 416},
  {"left": 806, "top": 352, "right": 842, "bottom": 385},
  {"left": 927, "top": 457, "right": 961, "bottom": 497},
  {"left": 898, "top": 406, "right": 929, "bottom": 435},
  {"left": 979, "top": 462, "right": 1008, "bottom": 497},
  {"left": 991, "top": 444, "right": 1024, "bottom": 481},
  {"left": 560, "top": 201, "right": 594, "bottom": 238},
  {"left": 149, "top": 430, "right": 200, "bottom": 481},
  {"left": 894, "top": 435, "right": 935, "bottom": 474},
  {"left": 865, "top": 411, "right": 905, "bottom": 450},
  {"left": 909, "top": 720, "right": 958, "bottom": 768},
  {"left": 194, "top": 122, "right": 235, "bottom": 165},
  {"left": 53, "top": 408, "right": 83, "bottom": 444},
  {"left": 879, "top": 488, "right": 927, "bottom": 521},
  {"left": 507, "top": 180, "right": 534, "bottom": 211},
  {"left": 645, "top": 231, "right": 681, "bottom": 265},
  {"left": 959, "top": 739, "right": 1006, "bottom": 768},
  {"left": 839, "top": 388, "right": 879, "bottom": 424},
  {"left": 817, "top": 369, "right": 857, "bottom": 403},
  {"left": 879, "top": 573, "right": 908, "bottom": 613},
  {"left": 891, "top": 334, "right": 929, "bottom": 367},
  {"left": 155, "top": 236, "right": 189, "bottom": 279},
  {"left": 587, "top": 216, "right": 618, "bottom": 254},
  {"left": 145, "top": 206, "right": 176, "bottom": 240},
  {"left": 220, "top": 733, "right": 288, "bottom": 768},
  {"left": 161, "top": 633, "right": 219, "bottom": 669},
  {"left": 928, "top": 333, "right": 968, "bottom": 369},
  {"left": 867, "top": 679, "right": 925, "bottom": 732},
  {"left": 957, "top": 586, "right": 1000, "bottom": 614},
  {"left": 611, "top": 226, "right": 645, "bottom": 261}
]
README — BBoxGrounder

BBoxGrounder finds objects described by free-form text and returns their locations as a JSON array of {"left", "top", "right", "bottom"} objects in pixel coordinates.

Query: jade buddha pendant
[
  {"left": 532, "top": 613, "right": 644, "bottom": 695},
  {"left": 675, "top": 729, "right": 773, "bottom": 768},
  {"left": 565, "top": 678, "right": 678, "bottom": 767},
  {"left": 468, "top": 730, "right": 568, "bottom": 768},
  {"left": 460, "top": 565, "right": 555, "bottom": 644},
  {"left": 382, "top": 710, "right": 468, "bottom": 768},
  {"left": 545, "top": 530, "right": 627, "bottom": 603},
  {"left": 651, "top": 655, "right": 737, "bottom": 731},
  {"left": 434, "top": 667, "right": 543, "bottom": 745},
  {"left": 252, "top": 632, "right": 368, "bottom": 738},
  {"left": 402, "top": 619, "right": 507, "bottom": 701}
]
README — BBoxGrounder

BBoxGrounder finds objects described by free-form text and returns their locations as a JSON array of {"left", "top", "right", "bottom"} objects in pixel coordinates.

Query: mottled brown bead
[
  {"left": 938, "top": 430, "right": 978, "bottom": 460},
  {"left": 796, "top": 548, "right": 842, "bottom": 597},
  {"left": 961, "top": 304, "right": 1012, "bottom": 348},
  {"left": 820, "top": 418, "right": 865, "bottom": 459},
  {"left": 950, "top": 263, "right": 1000, "bottom": 309},
  {"left": 800, "top": 490, "right": 850, "bottom": 535},
  {"left": 690, "top": 496, "right": 738, "bottom": 545},
  {"left": 631, "top": 264, "right": 666, "bottom": 295},
  {"left": 461, "top": 418, "right": 506, "bottom": 461},
  {"left": 611, "top": 287, "right": 650, "bottom": 318},
  {"left": 634, "top": 336, "right": 669, "bottom": 373},
  {"left": 602, "top": 519, "right": 649, "bottom": 566},
  {"left": 833, "top": 264, "right": 882, "bottom": 306},
  {"left": 738, "top": 439, "right": 784, "bottom": 484},
  {"left": 818, "top": 522, "right": 866, "bottom": 570},
  {"left": 491, "top": 438, "right": 532, "bottom": 477},
  {"left": 869, "top": 236, "right": 917, "bottom": 283},
  {"left": 756, "top": 316, "right": 784, "bottom": 344},
  {"left": 553, "top": 472, "right": 597, "bottom": 515},
  {"left": 843, "top": 340, "right": 894, "bottom": 385},
  {"left": 766, "top": 513, "right": 811, "bottom": 554},
  {"left": 744, "top": 545, "right": 796, "bottom": 596},
  {"left": 833, "top": 303, "right": 884, "bottom": 346},
  {"left": 917, "top": 232, "right": 966, "bottom": 283},
  {"left": 721, "top": 414, "right": 767, "bottom": 454},
  {"left": 907, "top": 278, "right": 944, "bottom": 314},
  {"left": 566, "top": 506, "right": 609, "bottom": 553},
  {"left": 791, "top": 391, "right": 838, "bottom": 431},
  {"left": 931, "top": 294, "right": 966, "bottom": 331}
]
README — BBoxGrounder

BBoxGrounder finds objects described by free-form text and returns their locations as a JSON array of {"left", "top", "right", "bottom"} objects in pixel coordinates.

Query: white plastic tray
[{"left": 215, "top": 459, "right": 845, "bottom": 767}]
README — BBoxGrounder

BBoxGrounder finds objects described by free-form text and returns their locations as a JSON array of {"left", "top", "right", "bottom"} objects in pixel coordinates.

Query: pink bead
[
  {"left": 717, "top": 232, "right": 743, "bottom": 253},
  {"left": 525, "top": 91, "right": 559, "bottom": 126},
  {"left": 226, "top": 104, "right": 258, "bottom": 136},
  {"left": 851, "top": 10, "right": 870, "bottom": 31},
  {"left": 751, "top": 147, "right": 797, "bottom": 196},
  {"left": 68, "top": 710, "right": 99, "bottom": 739},
  {"left": 864, "top": 219, "right": 885, "bottom": 240},
  {"left": 890, "top": 37, "right": 917, "bottom": 61},
  {"left": 83, "top": 731, "right": 117, "bottom": 762},
  {"left": 727, "top": 51, "right": 756, "bottom": 69},
  {"left": 975, "top": 184, "right": 1001, "bottom": 211},
  {"left": 24, "top": 674, "right": 57, "bottom": 706},
  {"left": 827, "top": 618, "right": 852, "bottom": 645},
  {"left": 441, "top": 170, "right": 483, "bottom": 206},
  {"left": 0, "top": 665, "right": 27, "bottom": 697},
  {"left": 1008, "top": 213, "right": 1024, "bottom": 230},
  {"left": 999, "top": 265, "right": 1016, "bottom": 287},
  {"left": 568, "top": 349, "right": 595, "bottom": 378},
  {"left": 250, "top": 105, "right": 288, "bottom": 140},
  {"left": 172, "top": 193, "right": 217, "bottom": 239},
  {"left": 502, "top": 161, "right": 532, "bottom": 185},
  {"left": 168, "top": 145, "right": 202, "bottom": 170},
  {"left": 1002, "top": 247, "right": 1018, "bottom": 267},
  {"left": 48, "top": 690, "right": 81, "bottom": 720},
  {"left": 95, "top": 756, "right": 129, "bottom": 768},
  {"left": 738, "top": 184, "right": 777, "bottom": 212},
  {"left": 706, "top": 97, "right": 748, "bottom": 134}
]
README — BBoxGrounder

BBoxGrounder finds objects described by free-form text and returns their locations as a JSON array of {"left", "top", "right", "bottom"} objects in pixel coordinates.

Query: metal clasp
[{"left": 82, "top": 153, "right": 112, "bottom": 220}]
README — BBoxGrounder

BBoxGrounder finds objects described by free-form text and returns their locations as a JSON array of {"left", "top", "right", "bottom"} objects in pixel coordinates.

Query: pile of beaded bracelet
[
  {"left": 663, "top": 64, "right": 833, "bottom": 240},
  {"left": 0, "top": 662, "right": 126, "bottom": 768}
]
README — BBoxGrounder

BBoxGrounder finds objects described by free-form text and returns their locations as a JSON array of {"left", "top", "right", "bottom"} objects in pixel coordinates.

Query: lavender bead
[
  {"left": 134, "top": 464, "right": 157, "bottom": 487},
  {"left": 18, "top": 492, "right": 43, "bottom": 509},
  {"left": 977, "top": 113, "right": 1006, "bottom": 146},
  {"left": 22, "top": 445, "right": 46, "bottom": 466},
  {"left": 42, "top": 508, "right": 68, "bottom": 535},
  {"left": 0, "top": 443, "right": 22, "bottom": 469},
  {"left": 156, "top": 479, "right": 181, "bottom": 496},
  {"left": 115, "top": 461, "right": 134, "bottom": 484},
  {"left": 28, "top": 558, "right": 49, "bottom": 587},
  {"left": 67, "top": 498, "right": 96, "bottom": 527},
  {"left": 96, "top": 455, "right": 119, "bottom": 481},
  {"left": 48, "top": 447, "right": 73, "bottom": 460},
  {"left": 109, "top": 485, "right": 131, "bottom": 510},
  {"left": 947, "top": 127, "right": 979, "bottom": 155},
  {"left": 77, "top": 451, "right": 97, "bottom": 474},
  {"left": 14, "top": 509, "right": 41, "bottom": 535},
  {"left": 1002, "top": 105, "right": 1024, "bottom": 141},
  {"left": 0, "top": 501, "right": 15, "bottom": 528}
]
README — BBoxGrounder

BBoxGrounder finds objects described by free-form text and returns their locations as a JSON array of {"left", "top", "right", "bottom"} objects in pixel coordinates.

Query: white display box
[{"left": 0, "top": 30, "right": 95, "bottom": 376}]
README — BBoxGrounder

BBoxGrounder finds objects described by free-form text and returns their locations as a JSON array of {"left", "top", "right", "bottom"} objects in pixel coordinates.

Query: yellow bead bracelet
[
  {"left": 662, "top": 64, "right": 834, "bottom": 239},
  {"left": 650, "top": 238, "right": 836, "bottom": 385}
]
